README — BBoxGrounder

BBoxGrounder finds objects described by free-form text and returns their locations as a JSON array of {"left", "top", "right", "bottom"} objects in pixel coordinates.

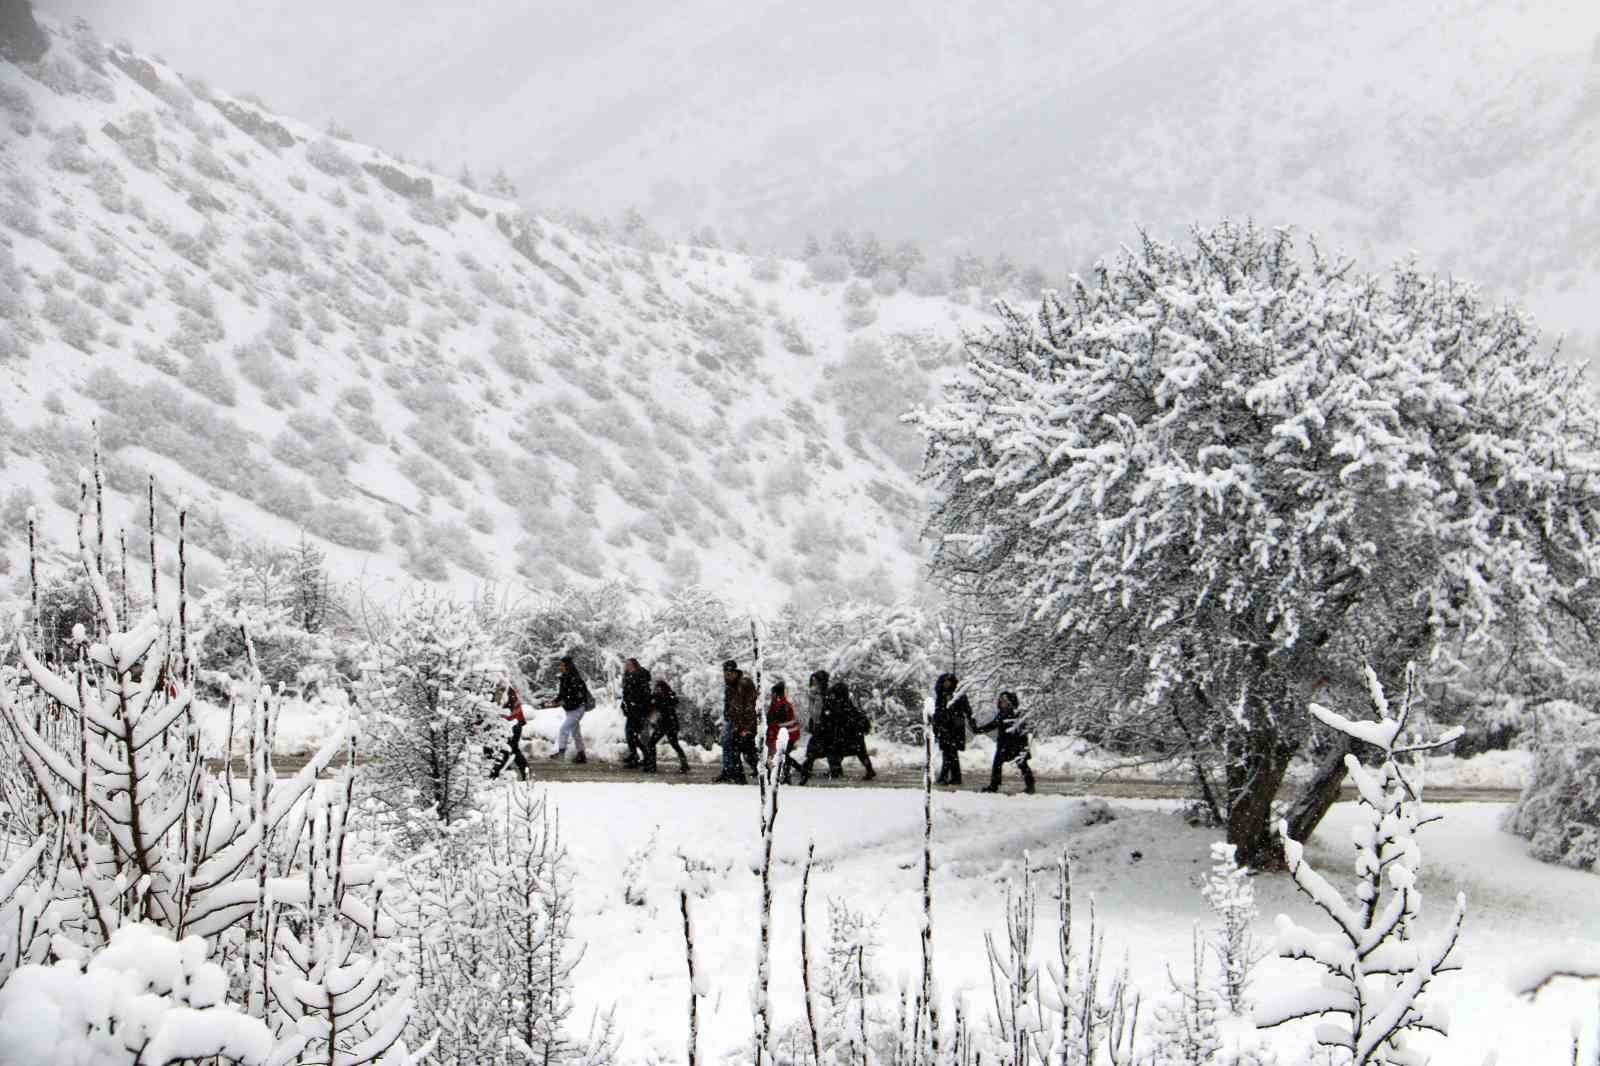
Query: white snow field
[{"left": 514, "top": 780, "right": 1593, "bottom": 1065}]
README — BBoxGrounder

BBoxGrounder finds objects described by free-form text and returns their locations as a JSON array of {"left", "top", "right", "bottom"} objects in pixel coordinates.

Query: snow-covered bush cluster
[
  {"left": 1504, "top": 716, "right": 1600, "bottom": 870},
  {"left": 0, "top": 467, "right": 421, "bottom": 1066}
]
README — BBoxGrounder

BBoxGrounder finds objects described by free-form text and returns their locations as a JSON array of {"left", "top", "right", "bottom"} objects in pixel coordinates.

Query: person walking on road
[
  {"left": 829, "top": 679, "right": 877, "bottom": 781},
  {"left": 621, "top": 657, "right": 653, "bottom": 769},
  {"left": 765, "top": 679, "right": 803, "bottom": 784},
  {"left": 969, "top": 690, "right": 1034, "bottom": 794},
  {"left": 545, "top": 656, "right": 592, "bottom": 764},
  {"left": 645, "top": 678, "right": 691, "bottom": 774},
  {"left": 798, "top": 670, "right": 838, "bottom": 784},
  {"left": 489, "top": 681, "right": 530, "bottom": 781},
  {"left": 714, "top": 659, "right": 760, "bottom": 783},
  {"left": 931, "top": 673, "right": 971, "bottom": 786}
]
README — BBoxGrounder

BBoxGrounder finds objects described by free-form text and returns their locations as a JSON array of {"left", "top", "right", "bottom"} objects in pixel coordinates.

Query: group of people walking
[{"left": 489, "top": 656, "right": 1035, "bottom": 794}]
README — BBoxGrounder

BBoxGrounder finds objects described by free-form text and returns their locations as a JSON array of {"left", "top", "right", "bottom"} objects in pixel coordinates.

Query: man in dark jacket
[
  {"left": 714, "top": 660, "right": 760, "bottom": 783},
  {"left": 621, "top": 657, "right": 653, "bottom": 769},
  {"left": 544, "top": 656, "right": 591, "bottom": 764},
  {"left": 645, "top": 678, "right": 691, "bottom": 774},
  {"left": 931, "top": 673, "right": 971, "bottom": 786},
  {"left": 970, "top": 690, "right": 1034, "bottom": 794}
]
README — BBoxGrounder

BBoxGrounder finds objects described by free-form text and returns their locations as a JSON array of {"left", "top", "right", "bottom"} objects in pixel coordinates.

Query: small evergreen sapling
[
  {"left": 1255, "top": 666, "right": 1466, "bottom": 1065},
  {"left": 1200, "top": 842, "right": 1265, "bottom": 1014}
]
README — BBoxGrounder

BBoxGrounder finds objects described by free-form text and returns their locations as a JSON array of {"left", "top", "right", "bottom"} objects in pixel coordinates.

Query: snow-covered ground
[{"left": 520, "top": 780, "right": 1593, "bottom": 1064}]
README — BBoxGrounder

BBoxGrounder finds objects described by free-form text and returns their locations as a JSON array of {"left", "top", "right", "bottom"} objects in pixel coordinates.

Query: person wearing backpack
[
  {"left": 969, "top": 690, "right": 1034, "bottom": 794},
  {"left": 545, "top": 656, "right": 591, "bottom": 764},
  {"left": 827, "top": 678, "right": 876, "bottom": 781},
  {"left": 488, "top": 681, "right": 530, "bottom": 781},
  {"left": 621, "top": 657, "right": 653, "bottom": 769},
  {"left": 797, "top": 669, "right": 839, "bottom": 785},
  {"left": 645, "top": 678, "right": 691, "bottom": 774}
]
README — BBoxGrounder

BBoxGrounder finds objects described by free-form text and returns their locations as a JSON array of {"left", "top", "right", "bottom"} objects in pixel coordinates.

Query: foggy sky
[{"left": 33, "top": 0, "right": 1600, "bottom": 344}]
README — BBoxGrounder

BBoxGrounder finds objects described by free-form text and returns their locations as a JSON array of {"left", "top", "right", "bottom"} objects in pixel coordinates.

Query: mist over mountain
[
  {"left": 38, "top": 0, "right": 1600, "bottom": 353},
  {"left": 1, "top": 15, "right": 995, "bottom": 607}
]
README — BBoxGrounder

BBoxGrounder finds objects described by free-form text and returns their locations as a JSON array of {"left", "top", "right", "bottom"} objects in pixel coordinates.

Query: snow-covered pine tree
[
  {"left": 1148, "top": 928, "right": 1223, "bottom": 1066},
  {"left": 1200, "top": 842, "right": 1265, "bottom": 1014},
  {"left": 910, "top": 222, "right": 1600, "bottom": 866},
  {"left": 0, "top": 461, "right": 417, "bottom": 1063},
  {"left": 356, "top": 588, "right": 508, "bottom": 825},
  {"left": 1255, "top": 665, "right": 1465, "bottom": 1065}
]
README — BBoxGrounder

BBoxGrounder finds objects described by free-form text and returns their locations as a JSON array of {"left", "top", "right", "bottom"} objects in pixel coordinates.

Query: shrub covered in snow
[{"left": 1504, "top": 717, "right": 1600, "bottom": 870}]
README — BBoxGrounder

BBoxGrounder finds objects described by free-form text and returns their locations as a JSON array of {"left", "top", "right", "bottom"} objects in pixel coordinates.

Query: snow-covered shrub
[
  {"left": 305, "top": 137, "right": 357, "bottom": 177},
  {"left": 392, "top": 789, "right": 618, "bottom": 1065},
  {"left": 45, "top": 123, "right": 93, "bottom": 173},
  {"left": 0, "top": 80, "right": 32, "bottom": 135},
  {"left": 1256, "top": 666, "right": 1466, "bottom": 1064},
  {"left": 400, "top": 450, "right": 465, "bottom": 509},
  {"left": 356, "top": 589, "right": 511, "bottom": 825},
  {"left": 40, "top": 292, "right": 97, "bottom": 351},
  {"left": 1504, "top": 718, "right": 1600, "bottom": 870},
  {"left": 1149, "top": 932, "right": 1223, "bottom": 1066},
  {"left": 0, "top": 473, "right": 418, "bottom": 1064},
  {"left": 0, "top": 924, "right": 272, "bottom": 1066},
  {"left": 1201, "top": 842, "right": 1265, "bottom": 1013},
  {"left": 233, "top": 338, "right": 301, "bottom": 407},
  {"left": 808, "top": 253, "right": 852, "bottom": 284},
  {"left": 308, "top": 502, "right": 384, "bottom": 552},
  {"left": 182, "top": 350, "right": 237, "bottom": 406}
]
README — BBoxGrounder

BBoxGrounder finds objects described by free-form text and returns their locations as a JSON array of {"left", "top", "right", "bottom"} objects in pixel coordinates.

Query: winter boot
[{"left": 573, "top": 752, "right": 587, "bottom": 765}]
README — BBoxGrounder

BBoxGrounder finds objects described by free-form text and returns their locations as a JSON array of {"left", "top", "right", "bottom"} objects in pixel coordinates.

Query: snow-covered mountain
[
  {"left": 40, "top": 0, "right": 1600, "bottom": 353},
  {"left": 0, "top": 16, "right": 989, "bottom": 608}
]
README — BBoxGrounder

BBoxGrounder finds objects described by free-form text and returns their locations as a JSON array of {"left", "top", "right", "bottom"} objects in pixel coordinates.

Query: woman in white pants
[{"left": 546, "top": 656, "right": 592, "bottom": 764}]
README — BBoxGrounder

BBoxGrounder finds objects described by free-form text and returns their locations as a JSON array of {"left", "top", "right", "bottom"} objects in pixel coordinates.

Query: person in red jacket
[
  {"left": 489, "top": 682, "right": 529, "bottom": 781},
  {"left": 765, "top": 679, "right": 803, "bottom": 783}
]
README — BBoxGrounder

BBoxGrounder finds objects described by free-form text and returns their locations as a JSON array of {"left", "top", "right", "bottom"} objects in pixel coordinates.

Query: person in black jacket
[
  {"left": 543, "top": 656, "right": 591, "bottom": 764},
  {"left": 969, "top": 690, "right": 1034, "bottom": 794},
  {"left": 931, "top": 673, "right": 970, "bottom": 786},
  {"left": 621, "top": 657, "right": 653, "bottom": 769},
  {"left": 827, "top": 679, "right": 876, "bottom": 781},
  {"left": 798, "top": 670, "right": 837, "bottom": 784},
  {"left": 645, "top": 678, "right": 691, "bottom": 774}
]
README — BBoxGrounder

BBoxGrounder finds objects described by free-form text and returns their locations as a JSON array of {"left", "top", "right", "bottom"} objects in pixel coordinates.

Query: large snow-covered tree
[{"left": 911, "top": 222, "right": 1600, "bottom": 865}]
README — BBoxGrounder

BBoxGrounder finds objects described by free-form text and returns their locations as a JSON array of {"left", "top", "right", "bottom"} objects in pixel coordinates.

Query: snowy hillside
[
  {"left": 0, "top": 17, "right": 989, "bottom": 608},
  {"left": 45, "top": 0, "right": 1600, "bottom": 352}
]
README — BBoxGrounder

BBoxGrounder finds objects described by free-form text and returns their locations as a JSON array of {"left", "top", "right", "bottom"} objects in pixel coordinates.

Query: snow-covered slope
[
  {"left": 42, "top": 0, "right": 1600, "bottom": 352},
  {"left": 0, "top": 19, "right": 988, "bottom": 608}
]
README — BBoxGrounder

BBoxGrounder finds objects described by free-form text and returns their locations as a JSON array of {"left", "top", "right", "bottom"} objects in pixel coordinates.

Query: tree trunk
[
  {"left": 1224, "top": 665, "right": 1300, "bottom": 870},
  {"left": 1283, "top": 733, "right": 1356, "bottom": 844}
]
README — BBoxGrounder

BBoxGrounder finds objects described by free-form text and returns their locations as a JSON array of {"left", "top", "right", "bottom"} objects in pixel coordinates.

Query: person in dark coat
[
  {"left": 798, "top": 670, "right": 838, "bottom": 784},
  {"left": 544, "top": 656, "right": 591, "bottom": 764},
  {"left": 715, "top": 660, "right": 760, "bottom": 783},
  {"left": 621, "top": 657, "right": 653, "bottom": 769},
  {"left": 832, "top": 681, "right": 883, "bottom": 781},
  {"left": 645, "top": 678, "right": 691, "bottom": 774},
  {"left": 931, "top": 673, "right": 971, "bottom": 786},
  {"left": 969, "top": 690, "right": 1034, "bottom": 794},
  {"left": 488, "top": 683, "right": 529, "bottom": 781}
]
